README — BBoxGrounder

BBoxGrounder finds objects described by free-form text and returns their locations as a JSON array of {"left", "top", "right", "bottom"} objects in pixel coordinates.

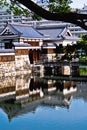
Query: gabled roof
[
  {"left": 0, "top": 24, "right": 21, "bottom": 36},
  {"left": 0, "top": 23, "right": 80, "bottom": 41},
  {"left": 36, "top": 25, "right": 72, "bottom": 39},
  {"left": 0, "top": 23, "right": 44, "bottom": 39},
  {"left": 36, "top": 25, "right": 81, "bottom": 42}
]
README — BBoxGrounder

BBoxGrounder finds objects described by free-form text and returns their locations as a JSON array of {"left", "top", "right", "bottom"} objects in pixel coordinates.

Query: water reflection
[{"left": 0, "top": 74, "right": 78, "bottom": 121}]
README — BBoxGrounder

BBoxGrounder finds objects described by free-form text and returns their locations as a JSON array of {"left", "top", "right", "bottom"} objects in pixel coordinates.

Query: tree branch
[{"left": 16, "top": 0, "right": 87, "bottom": 30}]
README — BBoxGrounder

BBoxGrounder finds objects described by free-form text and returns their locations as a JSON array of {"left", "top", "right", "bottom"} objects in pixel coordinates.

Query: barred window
[{"left": 0, "top": 42, "right": 5, "bottom": 49}]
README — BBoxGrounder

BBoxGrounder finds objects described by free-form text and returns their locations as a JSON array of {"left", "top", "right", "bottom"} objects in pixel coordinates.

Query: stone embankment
[{"left": 0, "top": 49, "right": 32, "bottom": 77}]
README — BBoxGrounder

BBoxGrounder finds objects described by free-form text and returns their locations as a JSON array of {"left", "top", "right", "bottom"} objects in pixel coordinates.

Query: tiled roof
[
  {"left": 0, "top": 24, "right": 44, "bottom": 39},
  {"left": 43, "top": 42, "right": 56, "bottom": 47},
  {"left": 65, "top": 36, "right": 81, "bottom": 41},
  {"left": 11, "top": 24, "right": 44, "bottom": 38},
  {"left": 0, "top": 49, "right": 15, "bottom": 53},
  {"left": 36, "top": 25, "right": 80, "bottom": 41},
  {"left": 36, "top": 26, "right": 66, "bottom": 39},
  {"left": 0, "top": 23, "right": 80, "bottom": 41},
  {"left": 13, "top": 42, "right": 31, "bottom": 47}
]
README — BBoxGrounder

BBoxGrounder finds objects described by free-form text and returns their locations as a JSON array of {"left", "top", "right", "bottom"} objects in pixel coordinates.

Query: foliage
[
  {"left": 32, "top": 13, "right": 42, "bottom": 20},
  {"left": 0, "top": 0, "right": 87, "bottom": 29},
  {"left": 0, "top": 0, "right": 30, "bottom": 16},
  {"left": 48, "top": 0, "right": 72, "bottom": 13},
  {"left": 0, "top": 0, "right": 9, "bottom": 9},
  {"left": 77, "top": 34, "right": 87, "bottom": 53},
  {"left": 0, "top": 0, "right": 72, "bottom": 18},
  {"left": 33, "top": 0, "right": 72, "bottom": 19},
  {"left": 79, "top": 56, "right": 87, "bottom": 65},
  {"left": 79, "top": 67, "right": 87, "bottom": 76}
]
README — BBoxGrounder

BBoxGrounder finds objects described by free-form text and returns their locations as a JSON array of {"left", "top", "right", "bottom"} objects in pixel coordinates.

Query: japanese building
[
  {"left": 0, "top": 23, "right": 44, "bottom": 76},
  {"left": 0, "top": 23, "right": 80, "bottom": 76},
  {"left": 36, "top": 24, "right": 80, "bottom": 62}
]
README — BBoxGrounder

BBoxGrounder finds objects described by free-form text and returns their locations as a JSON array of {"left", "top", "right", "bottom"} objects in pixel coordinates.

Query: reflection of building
[
  {"left": 0, "top": 75, "right": 77, "bottom": 120},
  {"left": 0, "top": 75, "right": 44, "bottom": 120},
  {"left": 74, "top": 82, "right": 87, "bottom": 101},
  {"left": 62, "top": 81, "right": 77, "bottom": 95},
  {"left": 42, "top": 80, "right": 77, "bottom": 108},
  {"left": 0, "top": 77, "right": 15, "bottom": 101},
  {"left": 45, "top": 79, "right": 57, "bottom": 92},
  {"left": 16, "top": 75, "right": 30, "bottom": 101},
  {"left": 43, "top": 94, "right": 72, "bottom": 108}
]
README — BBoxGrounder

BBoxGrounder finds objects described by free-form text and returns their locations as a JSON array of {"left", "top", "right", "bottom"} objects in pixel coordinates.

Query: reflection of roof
[
  {"left": 74, "top": 82, "right": 87, "bottom": 101},
  {"left": 0, "top": 98, "right": 43, "bottom": 120},
  {"left": 0, "top": 92, "right": 72, "bottom": 121},
  {"left": 43, "top": 94, "right": 72, "bottom": 108}
]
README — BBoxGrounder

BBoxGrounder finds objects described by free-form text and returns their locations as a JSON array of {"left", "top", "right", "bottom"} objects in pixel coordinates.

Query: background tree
[
  {"left": 0, "top": 0, "right": 30, "bottom": 16},
  {"left": 48, "top": 0, "right": 72, "bottom": 13},
  {"left": 0, "top": 0, "right": 72, "bottom": 18},
  {"left": 32, "top": 13, "right": 42, "bottom": 20},
  {"left": 77, "top": 34, "right": 87, "bottom": 55},
  {"left": 0, "top": 0, "right": 9, "bottom": 9},
  {"left": 76, "top": 34, "right": 87, "bottom": 65},
  {"left": 30, "top": 0, "right": 72, "bottom": 20}
]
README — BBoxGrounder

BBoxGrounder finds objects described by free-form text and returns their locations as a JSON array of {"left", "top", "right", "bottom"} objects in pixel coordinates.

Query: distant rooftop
[{"left": 82, "top": 5, "right": 87, "bottom": 10}]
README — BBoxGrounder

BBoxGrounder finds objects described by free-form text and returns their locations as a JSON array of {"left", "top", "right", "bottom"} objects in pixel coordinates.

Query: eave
[{"left": 0, "top": 35, "right": 20, "bottom": 40}]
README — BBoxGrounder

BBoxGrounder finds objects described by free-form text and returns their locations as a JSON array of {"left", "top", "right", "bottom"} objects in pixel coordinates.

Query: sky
[
  {"left": 70, "top": 0, "right": 87, "bottom": 9},
  {"left": 33, "top": 0, "right": 87, "bottom": 9},
  {"left": 7, "top": 0, "right": 87, "bottom": 9}
]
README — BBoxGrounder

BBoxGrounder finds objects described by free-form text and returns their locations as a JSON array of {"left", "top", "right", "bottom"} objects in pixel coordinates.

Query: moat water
[{"left": 0, "top": 67, "right": 87, "bottom": 130}]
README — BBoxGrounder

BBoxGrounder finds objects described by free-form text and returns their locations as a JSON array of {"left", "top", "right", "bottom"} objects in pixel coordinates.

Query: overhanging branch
[{"left": 16, "top": 0, "right": 87, "bottom": 30}]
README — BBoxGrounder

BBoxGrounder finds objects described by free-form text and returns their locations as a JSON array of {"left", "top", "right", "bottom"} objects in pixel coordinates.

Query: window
[
  {"left": 0, "top": 42, "right": 5, "bottom": 49},
  {"left": 0, "top": 39, "right": 14, "bottom": 49}
]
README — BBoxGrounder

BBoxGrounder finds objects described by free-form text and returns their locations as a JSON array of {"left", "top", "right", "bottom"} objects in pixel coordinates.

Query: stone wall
[
  {"left": 0, "top": 51, "right": 15, "bottom": 77},
  {"left": 15, "top": 48, "right": 31, "bottom": 75},
  {"left": 0, "top": 61, "right": 15, "bottom": 77},
  {"left": 15, "top": 55, "right": 31, "bottom": 74},
  {"left": 0, "top": 48, "right": 32, "bottom": 77}
]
